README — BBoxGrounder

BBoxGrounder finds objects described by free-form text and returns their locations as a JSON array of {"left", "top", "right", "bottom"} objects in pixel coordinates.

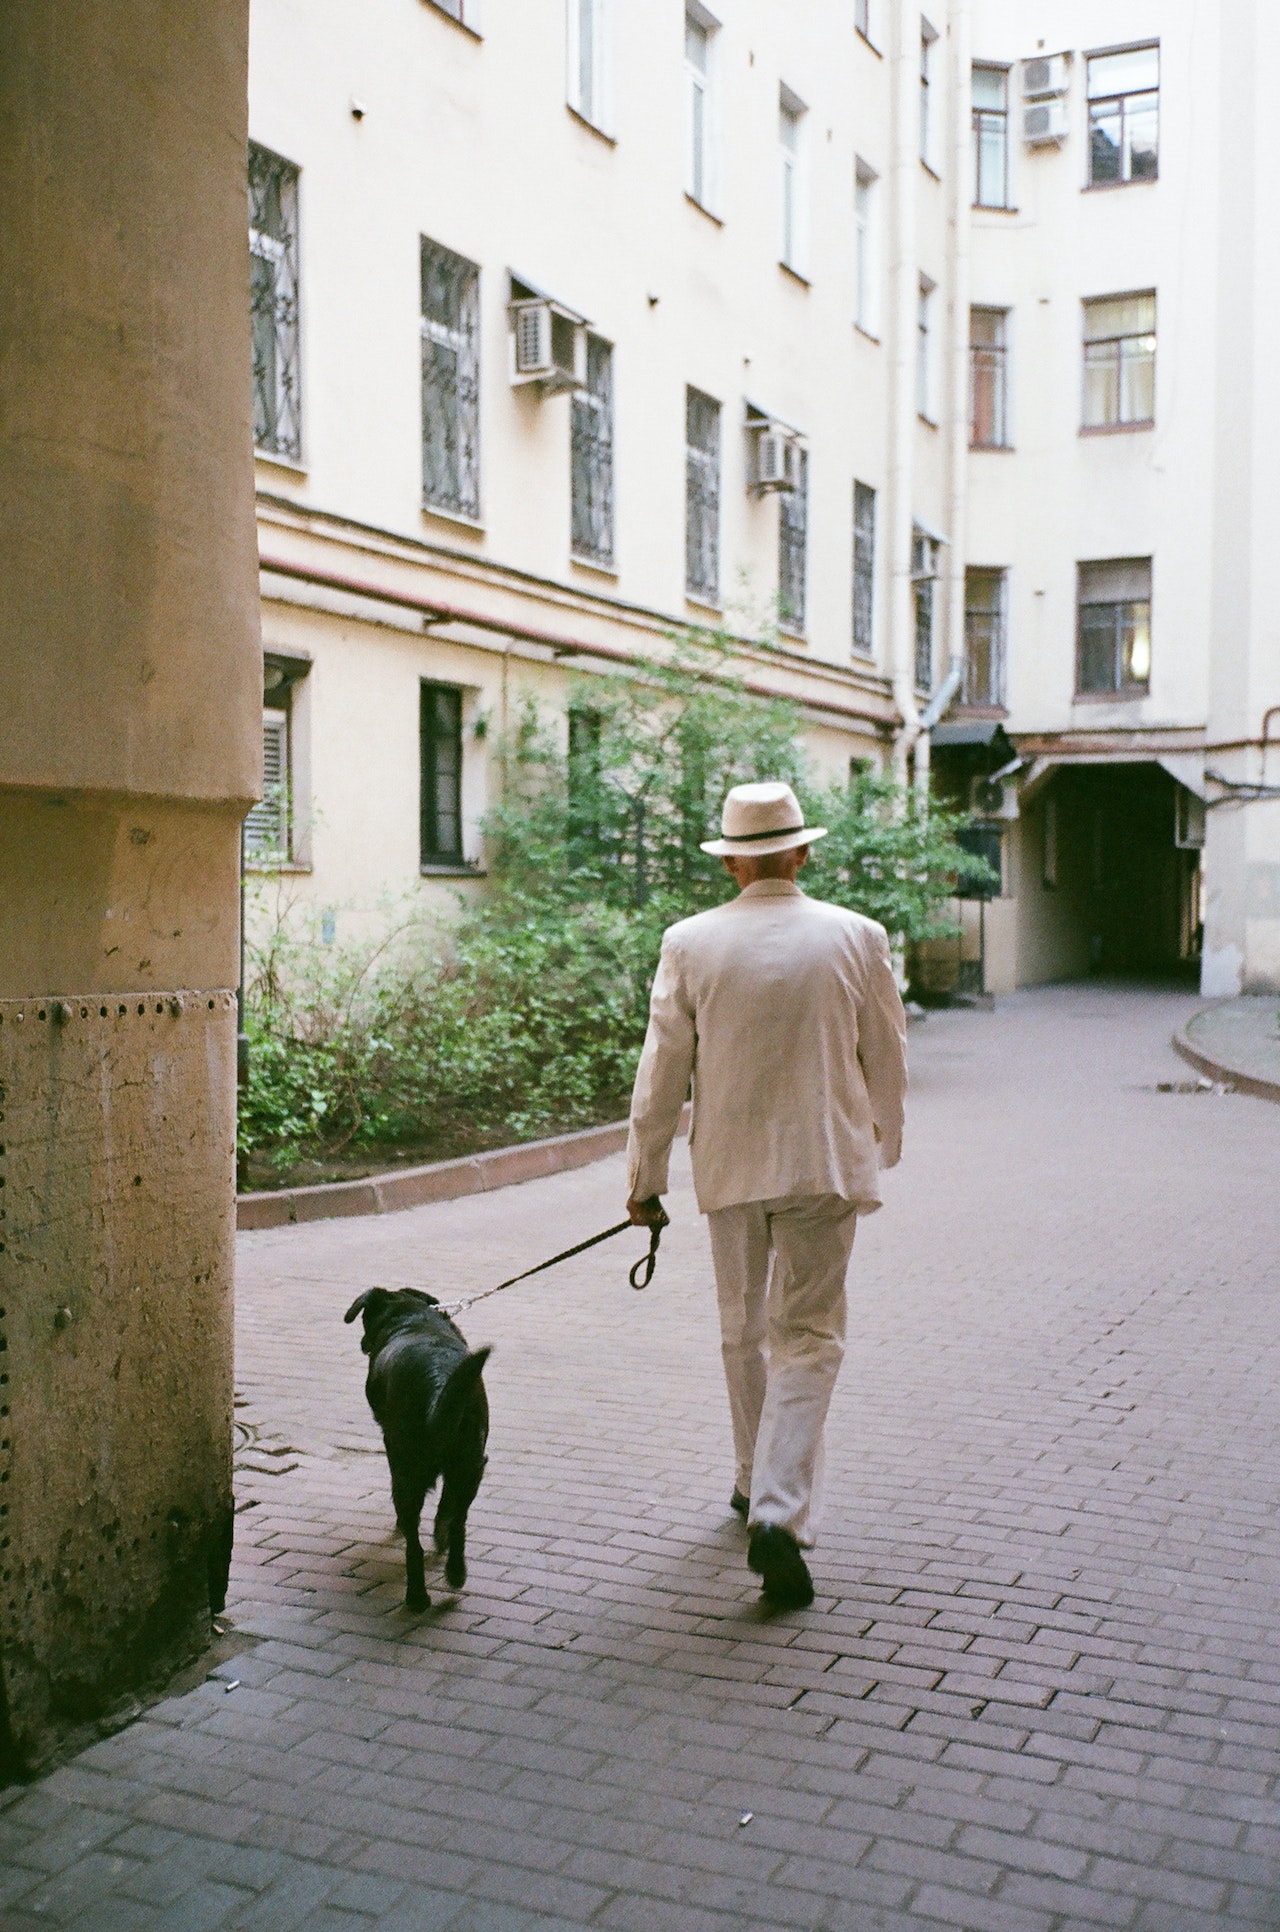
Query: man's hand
[{"left": 627, "top": 1195, "right": 669, "bottom": 1229}]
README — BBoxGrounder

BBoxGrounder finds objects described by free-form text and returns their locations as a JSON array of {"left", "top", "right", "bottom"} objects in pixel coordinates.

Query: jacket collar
[{"left": 736, "top": 880, "right": 805, "bottom": 900}]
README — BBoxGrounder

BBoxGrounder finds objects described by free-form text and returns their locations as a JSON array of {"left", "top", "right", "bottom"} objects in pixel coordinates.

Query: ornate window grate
[
  {"left": 963, "top": 567, "right": 1007, "bottom": 707},
  {"left": 779, "top": 449, "right": 808, "bottom": 635},
  {"left": 420, "top": 681, "right": 464, "bottom": 863},
  {"left": 853, "top": 480, "right": 876, "bottom": 656},
  {"left": 685, "top": 388, "right": 720, "bottom": 602},
  {"left": 249, "top": 144, "right": 302, "bottom": 461},
  {"left": 571, "top": 335, "right": 614, "bottom": 567},
  {"left": 422, "top": 238, "right": 481, "bottom": 520}
]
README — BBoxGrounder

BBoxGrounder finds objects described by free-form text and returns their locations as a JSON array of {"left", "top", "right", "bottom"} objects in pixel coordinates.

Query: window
[
  {"left": 1082, "top": 292, "right": 1155, "bottom": 429},
  {"left": 779, "top": 88, "right": 807, "bottom": 274},
  {"left": 855, "top": 0, "right": 875, "bottom": 45},
  {"left": 571, "top": 335, "right": 614, "bottom": 568},
  {"left": 567, "top": 0, "right": 612, "bottom": 134},
  {"left": 852, "top": 481, "right": 876, "bottom": 657},
  {"left": 244, "top": 709, "right": 290, "bottom": 859},
  {"left": 779, "top": 449, "right": 808, "bottom": 636},
  {"left": 1077, "top": 559, "right": 1152, "bottom": 697},
  {"left": 917, "top": 276, "right": 936, "bottom": 421},
  {"left": 420, "top": 682, "right": 464, "bottom": 864},
  {"left": 685, "top": 388, "right": 720, "bottom": 602},
  {"left": 970, "top": 308, "right": 1009, "bottom": 447},
  {"left": 421, "top": 237, "right": 481, "bottom": 519},
  {"left": 685, "top": 7, "right": 719, "bottom": 210},
  {"left": 1087, "top": 43, "right": 1158, "bottom": 186},
  {"left": 912, "top": 529, "right": 939, "bottom": 691},
  {"left": 963, "top": 568, "right": 1006, "bottom": 708},
  {"left": 972, "top": 66, "right": 1009, "bottom": 207},
  {"left": 920, "top": 20, "right": 938, "bottom": 169},
  {"left": 854, "top": 160, "right": 879, "bottom": 334},
  {"left": 248, "top": 144, "right": 301, "bottom": 461}
]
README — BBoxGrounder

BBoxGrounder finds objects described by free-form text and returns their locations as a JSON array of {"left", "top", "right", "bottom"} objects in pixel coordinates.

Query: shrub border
[{"left": 237, "top": 1111, "right": 689, "bottom": 1231}]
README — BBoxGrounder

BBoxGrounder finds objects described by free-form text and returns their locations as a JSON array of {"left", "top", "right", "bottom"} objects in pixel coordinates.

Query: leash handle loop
[{"left": 627, "top": 1200, "right": 668, "bottom": 1291}]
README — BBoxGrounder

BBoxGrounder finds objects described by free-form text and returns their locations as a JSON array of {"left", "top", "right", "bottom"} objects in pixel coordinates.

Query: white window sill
[
  {"left": 779, "top": 260, "right": 811, "bottom": 288},
  {"left": 422, "top": 501, "right": 486, "bottom": 534},
  {"left": 685, "top": 591, "right": 722, "bottom": 615},
  {"left": 685, "top": 192, "right": 724, "bottom": 227},
  {"left": 571, "top": 554, "right": 619, "bottom": 580},
  {"left": 567, "top": 104, "right": 616, "bottom": 146},
  {"left": 420, "top": 861, "right": 487, "bottom": 878},
  {"left": 255, "top": 448, "right": 308, "bottom": 478},
  {"left": 245, "top": 859, "right": 313, "bottom": 875},
  {"left": 854, "top": 322, "right": 881, "bottom": 345}
]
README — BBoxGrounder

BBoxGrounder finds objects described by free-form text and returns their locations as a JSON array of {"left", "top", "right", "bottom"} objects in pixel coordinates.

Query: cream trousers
[{"left": 706, "top": 1193, "right": 858, "bottom": 1547}]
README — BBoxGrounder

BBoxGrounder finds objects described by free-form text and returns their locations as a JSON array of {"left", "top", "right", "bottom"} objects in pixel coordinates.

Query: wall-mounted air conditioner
[
  {"left": 751, "top": 422, "right": 803, "bottom": 493},
  {"left": 1020, "top": 53, "right": 1069, "bottom": 98},
  {"left": 509, "top": 298, "right": 586, "bottom": 394},
  {"left": 1023, "top": 97, "right": 1069, "bottom": 146}
]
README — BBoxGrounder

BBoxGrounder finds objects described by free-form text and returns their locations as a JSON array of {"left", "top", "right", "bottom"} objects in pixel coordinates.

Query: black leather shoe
[
  {"left": 730, "top": 1488, "right": 749, "bottom": 1518},
  {"left": 747, "top": 1525, "right": 814, "bottom": 1609}
]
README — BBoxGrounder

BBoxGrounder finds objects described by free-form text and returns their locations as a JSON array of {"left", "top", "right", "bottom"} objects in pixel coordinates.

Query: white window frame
[
  {"left": 855, "top": 0, "right": 880, "bottom": 51},
  {"left": 917, "top": 275, "right": 937, "bottom": 422},
  {"left": 566, "top": 0, "right": 614, "bottom": 136},
  {"left": 854, "top": 159, "right": 880, "bottom": 336},
  {"left": 779, "top": 85, "right": 809, "bottom": 277},
  {"left": 244, "top": 708, "right": 290, "bottom": 862},
  {"left": 920, "top": 18, "right": 940, "bottom": 172},
  {"left": 685, "top": 3, "right": 721, "bottom": 214}
]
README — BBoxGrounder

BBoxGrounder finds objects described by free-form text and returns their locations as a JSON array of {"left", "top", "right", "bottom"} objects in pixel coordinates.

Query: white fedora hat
[{"left": 700, "top": 781, "right": 827, "bottom": 858}]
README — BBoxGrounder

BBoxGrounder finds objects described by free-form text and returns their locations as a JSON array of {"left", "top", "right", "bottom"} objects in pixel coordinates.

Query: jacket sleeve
[
  {"left": 626, "top": 931, "right": 696, "bottom": 1201},
  {"left": 857, "top": 925, "right": 908, "bottom": 1168}
]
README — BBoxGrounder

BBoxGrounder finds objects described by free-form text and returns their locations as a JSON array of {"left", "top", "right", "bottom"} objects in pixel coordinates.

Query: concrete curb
[
  {"left": 1171, "top": 1023, "right": 1280, "bottom": 1106},
  {"left": 236, "top": 1113, "right": 676, "bottom": 1231}
]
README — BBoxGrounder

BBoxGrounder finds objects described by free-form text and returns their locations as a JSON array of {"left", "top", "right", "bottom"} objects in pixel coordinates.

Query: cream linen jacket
[{"left": 626, "top": 880, "right": 908, "bottom": 1215}]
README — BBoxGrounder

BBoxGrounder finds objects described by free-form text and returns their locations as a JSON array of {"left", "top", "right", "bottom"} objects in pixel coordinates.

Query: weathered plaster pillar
[{"left": 0, "top": 1, "right": 259, "bottom": 1772}]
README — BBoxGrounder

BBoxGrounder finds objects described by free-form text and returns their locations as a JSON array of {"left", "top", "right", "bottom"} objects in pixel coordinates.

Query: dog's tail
[{"left": 432, "top": 1346, "right": 492, "bottom": 1430}]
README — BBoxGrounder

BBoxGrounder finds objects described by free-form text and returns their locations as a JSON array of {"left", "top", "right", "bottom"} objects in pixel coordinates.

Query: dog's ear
[{"left": 344, "top": 1288, "right": 391, "bottom": 1325}]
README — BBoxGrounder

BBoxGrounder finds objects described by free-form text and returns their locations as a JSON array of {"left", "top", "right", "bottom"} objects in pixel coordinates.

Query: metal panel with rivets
[{"left": 0, "top": 991, "right": 237, "bottom": 1770}]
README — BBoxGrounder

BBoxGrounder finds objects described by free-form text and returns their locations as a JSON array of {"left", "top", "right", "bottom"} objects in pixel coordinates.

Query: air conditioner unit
[
  {"left": 509, "top": 299, "right": 586, "bottom": 393},
  {"left": 1023, "top": 97, "right": 1069, "bottom": 146},
  {"left": 752, "top": 424, "right": 802, "bottom": 493},
  {"left": 1020, "top": 52, "right": 1069, "bottom": 98}
]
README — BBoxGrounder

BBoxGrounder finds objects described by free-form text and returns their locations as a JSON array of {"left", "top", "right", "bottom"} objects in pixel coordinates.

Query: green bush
[{"left": 239, "top": 635, "right": 984, "bottom": 1177}]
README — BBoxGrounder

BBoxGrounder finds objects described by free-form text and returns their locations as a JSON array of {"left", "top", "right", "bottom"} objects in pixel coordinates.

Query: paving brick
[{"left": 7, "top": 989, "right": 1280, "bottom": 1927}]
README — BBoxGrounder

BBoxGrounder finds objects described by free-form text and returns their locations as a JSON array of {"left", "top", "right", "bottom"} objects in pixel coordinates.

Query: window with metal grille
[
  {"left": 972, "top": 65, "right": 1009, "bottom": 207},
  {"left": 1077, "top": 559, "right": 1151, "bottom": 696},
  {"left": 912, "top": 529, "right": 938, "bottom": 692},
  {"left": 853, "top": 481, "right": 876, "bottom": 657},
  {"left": 421, "top": 237, "right": 481, "bottom": 519},
  {"left": 1087, "top": 43, "right": 1158, "bottom": 186},
  {"left": 685, "top": 388, "right": 720, "bottom": 602},
  {"left": 244, "top": 710, "right": 290, "bottom": 859},
  {"left": 248, "top": 144, "right": 302, "bottom": 461},
  {"left": 420, "top": 682, "right": 464, "bottom": 863},
  {"left": 1083, "top": 292, "right": 1155, "bottom": 429},
  {"left": 571, "top": 335, "right": 614, "bottom": 567},
  {"left": 778, "top": 449, "right": 808, "bottom": 636},
  {"left": 963, "top": 568, "right": 1006, "bottom": 707},
  {"left": 970, "top": 307, "right": 1009, "bottom": 447}
]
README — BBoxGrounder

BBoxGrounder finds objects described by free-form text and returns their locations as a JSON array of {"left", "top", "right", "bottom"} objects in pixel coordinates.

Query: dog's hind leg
[
  {"left": 438, "top": 1461, "right": 484, "bottom": 1591},
  {"left": 390, "top": 1466, "right": 430, "bottom": 1611}
]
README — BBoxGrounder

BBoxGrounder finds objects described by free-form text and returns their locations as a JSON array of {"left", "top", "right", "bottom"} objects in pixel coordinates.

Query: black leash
[{"left": 444, "top": 1201, "right": 668, "bottom": 1319}]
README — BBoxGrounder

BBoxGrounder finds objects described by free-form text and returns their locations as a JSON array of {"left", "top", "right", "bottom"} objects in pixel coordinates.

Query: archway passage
[{"left": 1029, "top": 763, "right": 1202, "bottom": 983}]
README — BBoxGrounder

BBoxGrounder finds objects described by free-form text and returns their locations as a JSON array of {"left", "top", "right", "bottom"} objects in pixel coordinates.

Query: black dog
[{"left": 344, "top": 1288, "right": 491, "bottom": 1611}]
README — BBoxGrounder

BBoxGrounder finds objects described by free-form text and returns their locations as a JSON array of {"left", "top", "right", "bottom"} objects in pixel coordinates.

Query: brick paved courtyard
[{"left": 4, "top": 984, "right": 1280, "bottom": 1932}]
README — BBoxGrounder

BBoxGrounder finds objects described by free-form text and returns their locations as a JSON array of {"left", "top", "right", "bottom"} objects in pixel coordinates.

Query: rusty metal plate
[{"left": 0, "top": 990, "right": 237, "bottom": 1770}]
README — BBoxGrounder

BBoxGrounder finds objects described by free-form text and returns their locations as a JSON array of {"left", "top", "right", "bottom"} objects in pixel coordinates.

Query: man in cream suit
[{"left": 626, "top": 782, "right": 907, "bottom": 1608}]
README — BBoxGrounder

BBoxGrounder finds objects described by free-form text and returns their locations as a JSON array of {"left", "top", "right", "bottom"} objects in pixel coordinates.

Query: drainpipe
[
  {"left": 887, "top": 0, "right": 922, "bottom": 786},
  {"left": 914, "top": 0, "right": 972, "bottom": 795}
]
